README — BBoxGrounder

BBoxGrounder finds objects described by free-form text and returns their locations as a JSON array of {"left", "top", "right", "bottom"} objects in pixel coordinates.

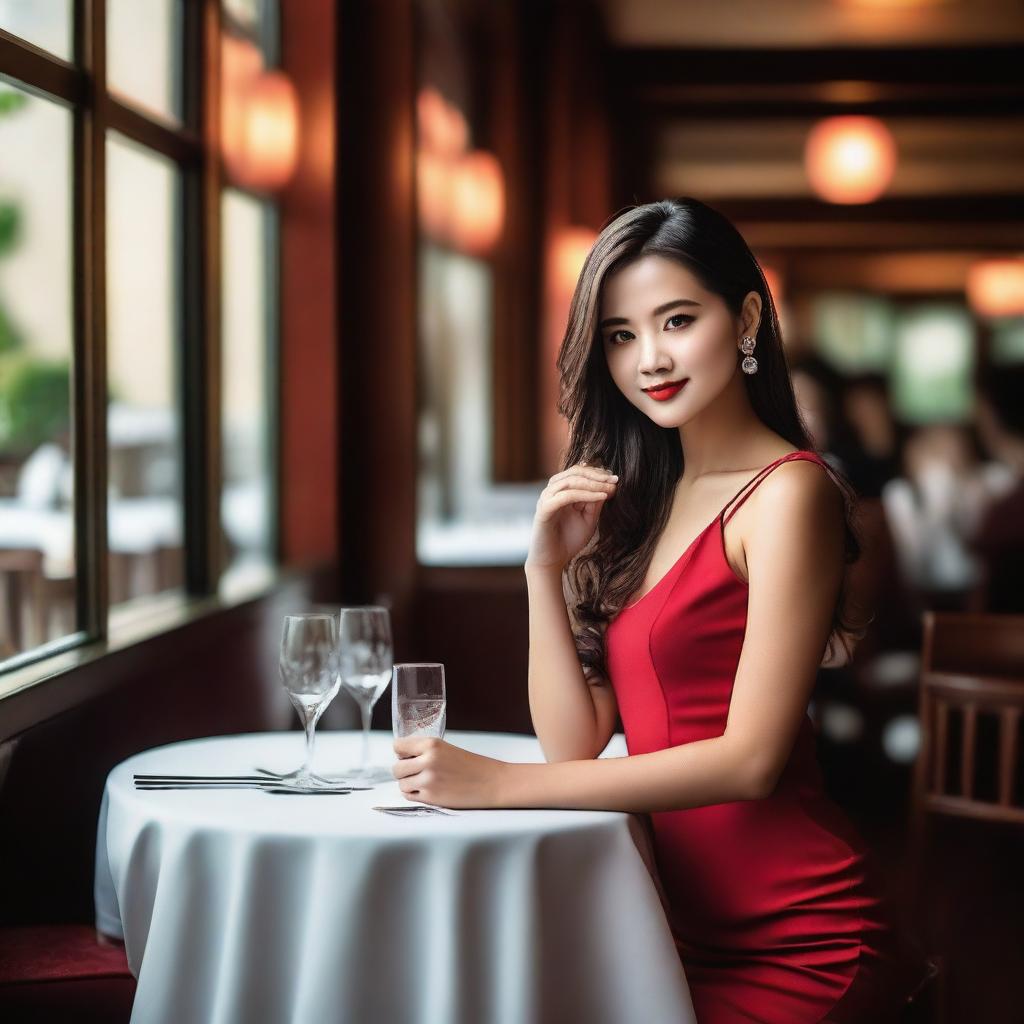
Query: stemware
[
  {"left": 321, "top": 606, "right": 395, "bottom": 784},
  {"left": 277, "top": 613, "right": 341, "bottom": 787}
]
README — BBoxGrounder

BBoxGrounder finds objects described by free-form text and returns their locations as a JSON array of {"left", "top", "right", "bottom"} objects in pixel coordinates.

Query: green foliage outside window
[{"left": 0, "top": 87, "right": 71, "bottom": 454}]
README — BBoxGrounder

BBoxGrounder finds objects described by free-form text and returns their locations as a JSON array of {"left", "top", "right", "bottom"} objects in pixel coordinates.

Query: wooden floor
[{"left": 817, "top": 731, "right": 1024, "bottom": 1024}]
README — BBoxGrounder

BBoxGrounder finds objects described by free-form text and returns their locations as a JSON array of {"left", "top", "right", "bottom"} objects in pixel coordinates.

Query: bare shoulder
[{"left": 747, "top": 457, "right": 846, "bottom": 548}]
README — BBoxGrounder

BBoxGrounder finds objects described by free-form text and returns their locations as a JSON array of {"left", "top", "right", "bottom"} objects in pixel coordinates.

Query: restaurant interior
[{"left": 1, "top": 0, "right": 1023, "bottom": 1021}]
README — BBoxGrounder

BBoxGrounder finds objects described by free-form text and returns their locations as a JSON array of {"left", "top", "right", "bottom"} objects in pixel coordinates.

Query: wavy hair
[{"left": 554, "top": 197, "right": 871, "bottom": 685}]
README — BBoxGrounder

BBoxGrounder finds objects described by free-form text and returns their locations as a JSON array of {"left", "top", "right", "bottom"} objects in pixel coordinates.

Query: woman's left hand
[{"left": 391, "top": 737, "right": 509, "bottom": 809}]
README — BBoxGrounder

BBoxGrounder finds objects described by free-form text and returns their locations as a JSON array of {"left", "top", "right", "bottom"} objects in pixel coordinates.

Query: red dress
[{"left": 605, "top": 450, "right": 929, "bottom": 1024}]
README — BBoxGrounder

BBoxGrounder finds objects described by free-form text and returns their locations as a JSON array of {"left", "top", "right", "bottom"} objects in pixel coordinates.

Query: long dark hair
[{"left": 555, "top": 197, "right": 870, "bottom": 685}]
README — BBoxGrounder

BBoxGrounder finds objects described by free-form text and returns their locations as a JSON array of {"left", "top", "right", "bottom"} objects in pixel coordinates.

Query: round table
[{"left": 94, "top": 730, "right": 696, "bottom": 1024}]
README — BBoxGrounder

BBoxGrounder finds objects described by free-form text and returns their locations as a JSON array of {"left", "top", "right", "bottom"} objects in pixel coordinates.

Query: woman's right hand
[{"left": 525, "top": 462, "right": 618, "bottom": 572}]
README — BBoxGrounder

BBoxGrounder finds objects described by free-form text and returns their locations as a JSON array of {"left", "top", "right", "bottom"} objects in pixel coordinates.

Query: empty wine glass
[
  {"left": 278, "top": 613, "right": 341, "bottom": 787},
  {"left": 392, "top": 663, "right": 446, "bottom": 740},
  {"left": 322, "top": 606, "right": 394, "bottom": 784}
]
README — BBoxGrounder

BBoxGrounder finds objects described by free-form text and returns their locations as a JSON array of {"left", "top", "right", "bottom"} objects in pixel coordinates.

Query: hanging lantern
[
  {"left": 966, "top": 258, "right": 1024, "bottom": 317},
  {"left": 221, "top": 34, "right": 300, "bottom": 192},
  {"left": 804, "top": 115, "right": 897, "bottom": 204},
  {"left": 448, "top": 149, "right": 505, "bottom": 255},
  {"left": 220, "top": 34, "right": 262, "bottom": 177}
]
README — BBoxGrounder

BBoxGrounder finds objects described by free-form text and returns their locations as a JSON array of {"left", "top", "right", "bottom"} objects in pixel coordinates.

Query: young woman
[{"left": 393, "top": 197, "right": 933, "bottom": 1023}]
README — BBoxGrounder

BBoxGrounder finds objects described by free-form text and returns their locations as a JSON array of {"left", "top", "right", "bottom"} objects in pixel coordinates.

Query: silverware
[
  {"left": 135, "top": 774, "right": 284, "bottom": 782},
  {"left": 253, "top": 766, "right": 376, "bottom": 790},
  {"left": 133, "top": 781, "right": 356, "bottom": 795},
  {"left": 372, "top": 805, "right": 456, "bottom": 816}
]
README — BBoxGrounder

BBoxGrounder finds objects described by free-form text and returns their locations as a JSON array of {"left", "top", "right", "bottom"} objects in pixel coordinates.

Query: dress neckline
[{"left": 620, "top": 449, "right": 817, "bottom": 613}]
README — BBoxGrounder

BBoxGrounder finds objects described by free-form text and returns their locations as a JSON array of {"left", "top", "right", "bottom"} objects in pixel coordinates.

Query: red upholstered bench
[{"left": 0, "top": 925, "right": 136, "bottom": 1023}]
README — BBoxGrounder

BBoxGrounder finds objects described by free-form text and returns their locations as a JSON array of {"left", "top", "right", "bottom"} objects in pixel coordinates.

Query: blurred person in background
[
  {"left": 881, "top": 423, "right": 1003, "bottom": 601},
  {"left": 966, "top": 363, "right": 1024, "bottom": 611},
  {"left": 840, "top": 372, "right": 903, "bottom": 499}
]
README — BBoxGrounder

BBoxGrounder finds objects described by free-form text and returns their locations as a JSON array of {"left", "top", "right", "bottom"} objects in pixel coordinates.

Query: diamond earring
[{"left": 739, "top": 335, "right": 758, "bottom": 375}]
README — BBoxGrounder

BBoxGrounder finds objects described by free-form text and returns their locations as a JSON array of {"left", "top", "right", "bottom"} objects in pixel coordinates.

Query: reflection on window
[
  {"left": 892, "top": 305, "right": 974, "bottom": 423},
  {"left": 0, "top": 85, "right": 75, "bottom": 662},
  {"left": 415, "top": 240, "right": 542, "bottom": 566},
  {"left": 0, "top": 0, "right": 72, "bottom": 61},
  {"left": 107, "top": 0, "right": 182, "bottom": 124},
  {"left": 220, "top": 189, "right": 274, "bottom": 590},
  {"left": 106, "top": 133, "right": 184, "bottom": 606}
]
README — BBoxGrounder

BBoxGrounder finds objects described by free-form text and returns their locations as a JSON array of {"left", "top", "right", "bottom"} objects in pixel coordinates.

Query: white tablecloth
[{"left": 94, "top": 730, "right": 696, "bottom": 1024}]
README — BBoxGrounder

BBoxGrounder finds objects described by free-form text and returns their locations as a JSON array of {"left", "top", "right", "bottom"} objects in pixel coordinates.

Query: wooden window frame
[{"left": 0, "top": 0, "right": 282, "bottom": 709}]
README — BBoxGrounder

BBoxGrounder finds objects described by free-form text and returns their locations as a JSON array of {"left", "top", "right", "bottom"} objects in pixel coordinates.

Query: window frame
[{"left": 0, "top": 0, "right": 281, "bottom": 696}]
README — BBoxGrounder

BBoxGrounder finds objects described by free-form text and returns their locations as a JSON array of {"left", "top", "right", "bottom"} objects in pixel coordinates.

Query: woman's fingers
[
  {"left": 552, "top": 463, "right": 617, "bottom": 484},
  {"left": 546, "top": 474, "right": 617, "bottom": 495}
]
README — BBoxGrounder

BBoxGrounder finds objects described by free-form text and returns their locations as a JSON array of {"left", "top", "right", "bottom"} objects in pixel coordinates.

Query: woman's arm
[
  {"left": 525, "top": 564, "right": 616, "bottom": 762},
  {"left": 501, "top": 462, "right": 846, "bottom": 812}
]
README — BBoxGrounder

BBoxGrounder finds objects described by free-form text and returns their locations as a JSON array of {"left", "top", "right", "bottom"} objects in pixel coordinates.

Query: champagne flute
[
  {"left": 278, "top": 613, "right": 341, "bottom": 787},
  {"left": 325, "top": 606, "right": 394, "bottom": 784},
  {"left": 392, "top": 663, "right": 446, "bottom": 739}
]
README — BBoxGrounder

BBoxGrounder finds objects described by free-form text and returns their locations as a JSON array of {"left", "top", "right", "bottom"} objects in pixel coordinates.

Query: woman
[{"left": 393, "top": 197, "right": 933, "bottom": 1023}]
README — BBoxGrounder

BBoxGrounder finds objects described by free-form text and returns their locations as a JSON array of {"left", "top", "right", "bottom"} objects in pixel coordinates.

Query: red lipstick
[{"left": 643, "top": 379, "right": 688, "bottom": 401}]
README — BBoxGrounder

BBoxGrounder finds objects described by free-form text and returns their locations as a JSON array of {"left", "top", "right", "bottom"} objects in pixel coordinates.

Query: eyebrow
[{"left": 599, "top": 298, "right": 702, "bottom": 331}]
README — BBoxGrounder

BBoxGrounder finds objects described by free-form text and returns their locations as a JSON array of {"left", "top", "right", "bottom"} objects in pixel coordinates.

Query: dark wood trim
[
  {"left": 709, "top": 196, "right": 1024, "bottom": 223},
  {"left": 612, "top": 44, "right": 1024, "bottom": 87},
  {"left": 0, "top": 27, "right": 82, "bottom": 103},
  {"left": 489, "top": 1, "right": 543, "bottom": 482},
  {"left": 106, "top": 96, "right": 202, "bottom": 163},
  {"left": 336, "top": 0, "right": 418, "bottom": 653},
  {"left": 637, "top": 95, "right": 1024, "bottom": 120},
  {"left": 73, "top": 0, "right": 109, "bottom": 640},
  {"left": 179, "top": 0, "right": 223, "bottom": 593}
]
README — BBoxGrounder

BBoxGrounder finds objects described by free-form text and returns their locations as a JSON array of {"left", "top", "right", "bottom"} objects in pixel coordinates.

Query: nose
[{"left": 635, "top": 330, "right": 673, "bottom": 376}]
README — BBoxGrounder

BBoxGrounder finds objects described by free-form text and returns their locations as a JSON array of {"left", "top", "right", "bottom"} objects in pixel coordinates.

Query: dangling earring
[{"left": 739, "top": 335, "right": 758, "bottom": 375}]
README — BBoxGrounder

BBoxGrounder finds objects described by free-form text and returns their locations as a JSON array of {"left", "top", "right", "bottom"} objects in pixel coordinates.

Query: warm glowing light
[
  {"left": 448, "top": 150, "right": 505, "bottom": 255},
  {"left": 414, "top": 87, "right": 504, "bottom": 254},
  {"left": 761, "top": 264, "right": 783, "bottom": 308},
  {"left": 804, "top": 116, "right": 897, "bottom": 204},
  {"left": 221, "top": 35, "right": 300, "bottom": 191},
  {"left": 966, "top": 258, "right": 1024, "bottom": 317},
  {"left": 550, "top": 227, "right": 598, "bottom": 298},
  {"left": 416, "top": 86, "right": 468, "bottom": 159}
]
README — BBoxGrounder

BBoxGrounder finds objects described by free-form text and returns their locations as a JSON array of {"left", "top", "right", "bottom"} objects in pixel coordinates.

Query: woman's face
[{"left": 599, "top": 254, "right": 759, "bottom": 426}]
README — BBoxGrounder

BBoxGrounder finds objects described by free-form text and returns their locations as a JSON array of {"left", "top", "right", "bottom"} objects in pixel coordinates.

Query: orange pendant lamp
[
  {"left": 804, "top": 115, "right": 897, "bottom": 204},
  {"left": 221, "top": 34, "right": 300, "bottom": 192}
]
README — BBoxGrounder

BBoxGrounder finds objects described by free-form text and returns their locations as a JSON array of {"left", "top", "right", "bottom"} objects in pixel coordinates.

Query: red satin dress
[{"left": 605, "top": 450, "right": 929, "bottom": 1024}]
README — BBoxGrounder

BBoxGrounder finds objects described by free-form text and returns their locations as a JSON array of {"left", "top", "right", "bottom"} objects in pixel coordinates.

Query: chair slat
[
  {"left": 998, "top": 706, "right": 1021, "bottom": 807},
  {"left": 961, "top": 704, "right": 976, "bottom": 798},
  {"left": 933, "top": 699, "right": 948, "bottom": 794}
]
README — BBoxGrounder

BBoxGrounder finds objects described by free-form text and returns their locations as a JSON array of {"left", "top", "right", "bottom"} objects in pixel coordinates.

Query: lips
[{"left": 643, "top": 379, "right": 688, "bottom": 401}]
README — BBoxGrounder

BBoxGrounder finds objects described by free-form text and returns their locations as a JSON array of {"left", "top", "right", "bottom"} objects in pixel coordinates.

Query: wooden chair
[
  {"left": 906, "top": 611, "right": 1024, "bottom": 1021},
  {"left": 911, "top": 610, "right": 1024, "bottom": 843}
]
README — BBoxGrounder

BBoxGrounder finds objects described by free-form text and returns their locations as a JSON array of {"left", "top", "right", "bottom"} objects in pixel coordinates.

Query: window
[{"left": 0, "top": 1, "right": 280, "bottom": 671}]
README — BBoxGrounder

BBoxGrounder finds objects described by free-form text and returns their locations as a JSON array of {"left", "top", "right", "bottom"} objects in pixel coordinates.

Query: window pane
[
  {"left": 220, "top": 189, "right": 274, "bottom": 590},
  {"left": 0, "top": 0, "right": 72, "bottom": 61},
  {"left": 106, "top": 133, "right": 184, "bottom": 606},
  {"left": 0, "top": 85, "right": 75, "bottom": 661},
  {"left": 107, "top": 0, "right": 183, "bottom": 124}
]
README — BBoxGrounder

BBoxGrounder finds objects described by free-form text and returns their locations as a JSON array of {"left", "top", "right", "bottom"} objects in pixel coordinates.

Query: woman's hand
[
  {"left": 525, "top": 462, "right": 618, "bottom": 571},
  {"left": 392, "top": 737, "right": 509, "bottom": 809}
]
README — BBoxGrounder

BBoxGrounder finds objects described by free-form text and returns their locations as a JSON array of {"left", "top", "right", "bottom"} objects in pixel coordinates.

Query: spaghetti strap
[{"left": 720, "top": 449, "right": 829, "bottom": 526}]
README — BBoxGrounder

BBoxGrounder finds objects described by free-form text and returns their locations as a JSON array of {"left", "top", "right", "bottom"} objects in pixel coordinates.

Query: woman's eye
[
  {"left": 609, "top": 330, "right": 633, "bottom": 345},
  {"left": 667, "top": 314, "right": 693, "bottom": 329}
]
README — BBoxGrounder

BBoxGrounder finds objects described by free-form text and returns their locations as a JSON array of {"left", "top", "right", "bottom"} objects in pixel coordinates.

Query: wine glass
[
  {"left": 324, "top": 606, "right": 394, "bottom": 784},
  {"left": 278, "top": 613, "right": 341, "bottom": 787},
  {"left": 392, "top": 663, "right": 446, "bottom": 740}
]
